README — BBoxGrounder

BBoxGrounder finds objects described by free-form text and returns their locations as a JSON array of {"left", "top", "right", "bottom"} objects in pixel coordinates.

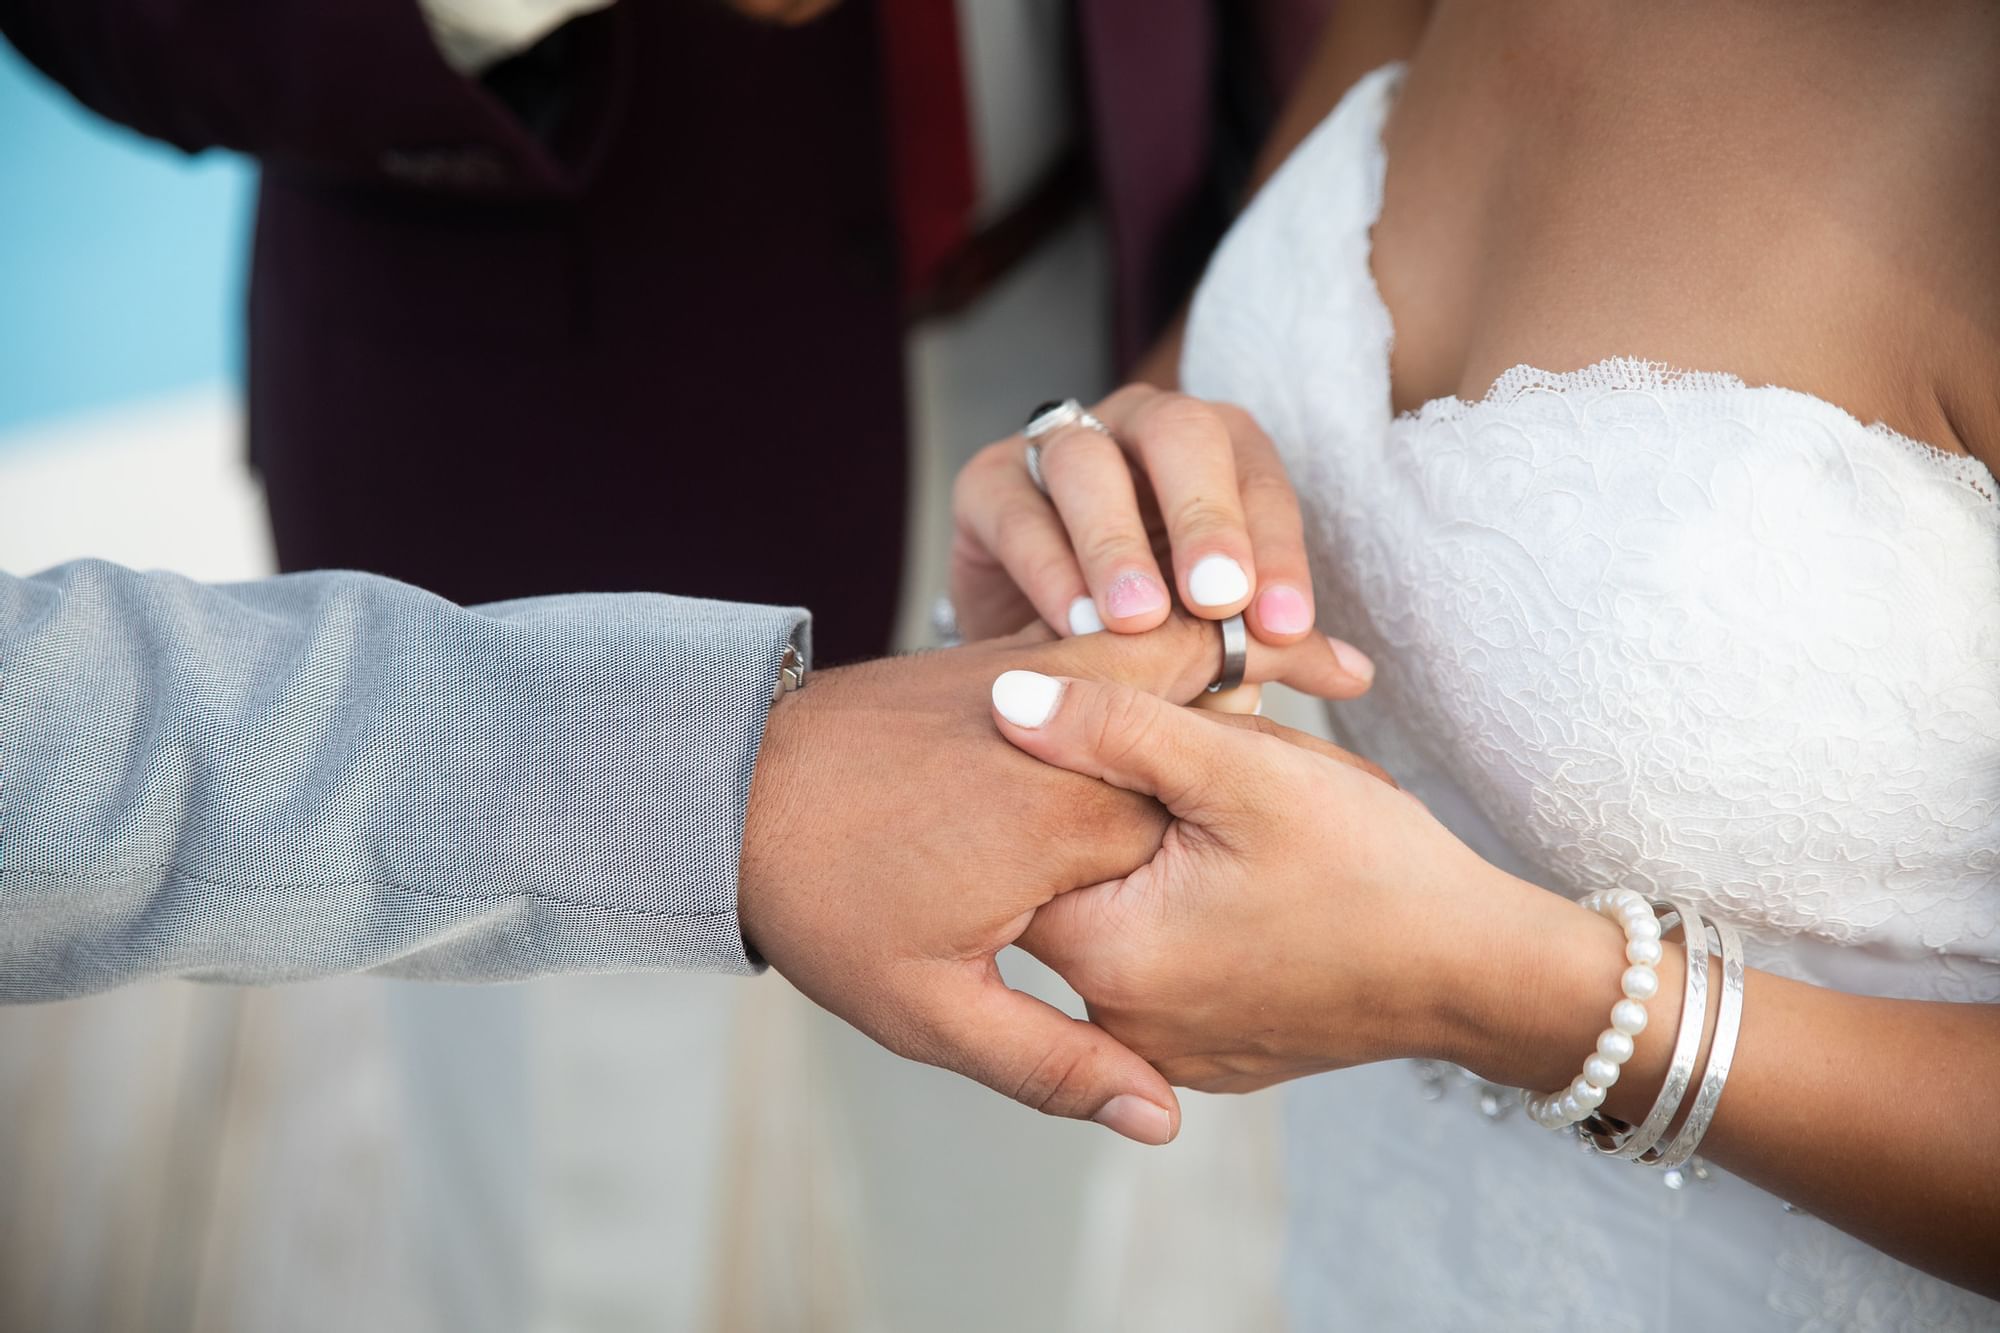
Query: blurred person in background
[
  {"left": 0, "top": 1, "right": 1339, "bottom": 1329},
  {"left": 0, "top": 0, "right": 1331, "bottom": 660}
]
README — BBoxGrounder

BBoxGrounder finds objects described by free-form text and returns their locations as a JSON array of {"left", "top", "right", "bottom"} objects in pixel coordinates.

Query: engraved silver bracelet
[{"left": 1652, "top": 918, "right": 1744, "bottom": 1169}]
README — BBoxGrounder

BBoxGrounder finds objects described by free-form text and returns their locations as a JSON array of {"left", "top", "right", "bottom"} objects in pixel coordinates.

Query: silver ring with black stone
[{"left": 1022, "top": 397, "right": 1113, "bottom": 498}]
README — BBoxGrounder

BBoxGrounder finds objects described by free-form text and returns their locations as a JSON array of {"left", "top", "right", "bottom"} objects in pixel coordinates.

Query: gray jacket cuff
[
  {"left": 372, "top": 587, "right": 810, "bottom": 983},
  {"left": 1, "top": 562, "right": 808, "bottom": 999}
]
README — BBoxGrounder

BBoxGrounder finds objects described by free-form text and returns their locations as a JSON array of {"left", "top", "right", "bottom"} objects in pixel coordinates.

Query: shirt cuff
[{"left": 418, "top": 0, "right": 619, "bottom": 74}]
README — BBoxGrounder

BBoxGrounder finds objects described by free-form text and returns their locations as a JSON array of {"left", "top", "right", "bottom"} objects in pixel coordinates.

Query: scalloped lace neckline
[{"left": 1399, "top": 357, "right": 1999, "bottom": 507}]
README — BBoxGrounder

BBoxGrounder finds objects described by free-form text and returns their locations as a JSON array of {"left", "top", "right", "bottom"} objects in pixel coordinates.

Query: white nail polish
[
  {"left": 1067, "top": 595, "right": 1104, "bottom": 635},
  {"left": 1187, "top": 554, "right": 1250, "bottom": 607},
  {"left": 992, "top": 670, "right": 1064, "bottom": 728}
]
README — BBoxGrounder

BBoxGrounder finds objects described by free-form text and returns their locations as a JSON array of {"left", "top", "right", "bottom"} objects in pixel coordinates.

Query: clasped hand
[
  {"left": 991, "top": 668, "right": 1552, "bottom": 1098},
  {"left": 738, "top": 615, "right": 1371, "bottom": 1145},
  {"left": 741, "top": 385, "right": 1547, "bottom": 1146}
]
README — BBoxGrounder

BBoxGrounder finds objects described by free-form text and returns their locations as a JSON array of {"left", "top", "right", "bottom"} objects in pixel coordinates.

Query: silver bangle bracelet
[
  {"left": 1653, "top": 919, "right": 1745, "bottom": 1169},
  {"left": 1591, "top": 898, "right": 1707, "bottom": 1161}
]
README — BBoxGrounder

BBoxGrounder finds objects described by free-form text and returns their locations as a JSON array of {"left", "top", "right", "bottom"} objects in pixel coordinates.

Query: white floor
[{"left": 0, "top": 384, "right": 270, "bottom": 581}]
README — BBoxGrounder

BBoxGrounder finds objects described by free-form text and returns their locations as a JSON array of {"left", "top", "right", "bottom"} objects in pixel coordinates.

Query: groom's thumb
[
  {"left": 924, "top": 968, "right": 1181, "bottom": 1145},
  {"left": 990, "top": 670, "right": 1244, "bottom": 816}
]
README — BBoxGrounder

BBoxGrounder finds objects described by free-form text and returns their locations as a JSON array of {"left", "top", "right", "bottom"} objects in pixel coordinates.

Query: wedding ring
[
  {"left": 1208, "top": 613, "right": 1249, "bottom": 693},
  {"left": 1023, "top": 398, "right": 1112, "bottom": 498}
]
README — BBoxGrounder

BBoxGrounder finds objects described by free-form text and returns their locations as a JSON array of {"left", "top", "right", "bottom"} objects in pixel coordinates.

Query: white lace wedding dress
[{"left": 1181, "top": 64, "right": 2000, "bottom": 1330}]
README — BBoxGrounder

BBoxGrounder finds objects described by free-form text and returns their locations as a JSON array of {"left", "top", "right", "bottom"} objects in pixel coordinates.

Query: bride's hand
[
  {"left": 950, "top": 387, "right": 1342, "bottom": 660},
  {"left": 988, "top": 669, "right": 1576, "bottom": 1093}
]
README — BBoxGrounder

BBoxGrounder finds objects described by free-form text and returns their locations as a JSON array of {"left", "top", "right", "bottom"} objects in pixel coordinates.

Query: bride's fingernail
[
  {"left": 992, "top": 670, "right": 1065, "bottom": 728},
  {"left": 1067, "top": 595, "right": 1105, "bottom": 635},
  {"left": 1106, "top": 571, "right": 1168, "bottom": 619},
  {"left": 1256, "top": 584, "right": 1314, "bottom": 634},
  {"left": 1093, "top": 1095, "right": 1175, "bottom": 1146},
  {"left": 1328, "top": 635, "right": 1375, "bottom": 684},
  {"left": 1188, "top": 554, "right": 1250, "bottom": 607}
]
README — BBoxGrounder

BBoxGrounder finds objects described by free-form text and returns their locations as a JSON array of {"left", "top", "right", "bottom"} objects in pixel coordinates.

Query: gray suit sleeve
[{"left": 0, "top": 560, "right": 810, "bottom": 1002}]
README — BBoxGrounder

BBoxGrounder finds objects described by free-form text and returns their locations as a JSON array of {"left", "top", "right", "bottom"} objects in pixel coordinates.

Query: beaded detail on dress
[{"left": 1184, "top": 63, "right": 2000, "bottom": 1330}]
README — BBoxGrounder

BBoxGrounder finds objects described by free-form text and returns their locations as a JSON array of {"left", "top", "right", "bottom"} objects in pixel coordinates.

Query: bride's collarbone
[
  {"left": 1376, "top": 257, "right": 1998, "bottom": 470},
  {"left": 1369, "top": 160, "right": 1999, "bottom": 467},
  {"left": 1370, "top": 14, "right": 2000, "bottom": 464}
]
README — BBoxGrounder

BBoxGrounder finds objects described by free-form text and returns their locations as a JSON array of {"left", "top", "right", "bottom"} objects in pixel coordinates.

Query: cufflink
[{"left": 774, "top": 642, "right": 807, "bottom": 700}]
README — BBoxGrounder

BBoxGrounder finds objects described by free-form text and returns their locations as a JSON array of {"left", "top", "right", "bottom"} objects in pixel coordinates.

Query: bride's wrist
[{"left": 1427, "top": 874, "right": 1684, "bottom": 1106}]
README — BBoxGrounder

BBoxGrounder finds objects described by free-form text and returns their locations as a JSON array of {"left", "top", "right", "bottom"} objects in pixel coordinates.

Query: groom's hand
[{"left": 736, "top": 618, "right": 1367, "bottom": 1144}]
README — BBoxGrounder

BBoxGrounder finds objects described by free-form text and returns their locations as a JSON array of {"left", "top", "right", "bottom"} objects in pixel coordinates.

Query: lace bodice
[
  {"left": 1185, "top": 66, "right": 2000, "bottom": 1004},
  {"left": 1180, "top": 64, "right": 2000, "bottom": 1329}
]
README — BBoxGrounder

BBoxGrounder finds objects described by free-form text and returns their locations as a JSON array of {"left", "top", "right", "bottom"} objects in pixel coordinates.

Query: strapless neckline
[
  {"left": 1352, "top": 68, "right": 1997, "bottom": 509},
  {"left": 1399, "top": 356, "right": 1999, "bottom": 509}
]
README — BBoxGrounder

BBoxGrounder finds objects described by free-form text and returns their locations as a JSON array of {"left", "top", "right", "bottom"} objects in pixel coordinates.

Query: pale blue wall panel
[{"left": 0, "top": 38, "right": 251, "bottom": 437}]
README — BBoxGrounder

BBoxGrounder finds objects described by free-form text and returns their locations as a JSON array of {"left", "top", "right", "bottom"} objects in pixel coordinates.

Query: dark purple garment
[
  {"left": 2, "top": 0, "right": 1333, "bottom": 663},
  {"left": 246, "top": 2, "right": 910, "bottom": 665},
  {"left": 4, "top": 0, "right": 907, "bottom": 662}
]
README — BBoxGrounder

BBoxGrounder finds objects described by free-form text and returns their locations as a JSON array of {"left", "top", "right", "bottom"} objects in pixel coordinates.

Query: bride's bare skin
[
  {"left": 1293, "top": 0, "right": 2000, "bottom": 464},
  {"left": 1017, "top": 0, "right": 2000, "bottom": 1298},
  {"left": 946, "top": 0, "right": 1997, "bottom": 1294},
  {"left": 950, "top": 0, "right": 1998, "bottom": 1302}
]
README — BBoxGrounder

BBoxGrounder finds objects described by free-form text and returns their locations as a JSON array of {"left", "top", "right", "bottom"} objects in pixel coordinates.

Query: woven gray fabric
[{"left": 0, "top": 560, "right": 808, "bottom": 1002}]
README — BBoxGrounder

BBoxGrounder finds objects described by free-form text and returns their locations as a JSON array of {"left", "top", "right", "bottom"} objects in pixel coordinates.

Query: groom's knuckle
[
  {"left": 1237, "top": 714, "right": 1285, "bottom": 742},
  {"left": 1128, "top": 615, "right": 1208, "bottom": 684},
  {"left": 1012, "top": 1042, "right": 1090, "bottom": 1115},
  {"left": 1083, "top": 614, "right": 1208, "bottom": 692}
]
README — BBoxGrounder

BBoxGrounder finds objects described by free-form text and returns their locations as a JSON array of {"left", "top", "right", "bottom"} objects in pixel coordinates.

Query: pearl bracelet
[
  {"left": 1522, "top": 889, "right": 1664, "bottom": 1130},
  {"left": 1598, "top": 899, "right": 1707, "bottom": 1160}
]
